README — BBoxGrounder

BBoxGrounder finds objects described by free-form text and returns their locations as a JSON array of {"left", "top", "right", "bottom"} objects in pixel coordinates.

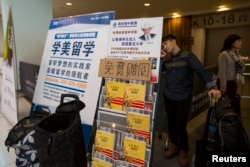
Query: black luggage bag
[
  {"left": 194, "top": 97, "right": 249, "bottom": 167},
  {"left": 194, "top": 102, "right": 214, "bottom": 167},
  {"left": 5, "top": 105, "right": 50, "bottom": 167},
  {"left": 34, "top": 94, "right": 87, "bottom": 167}
]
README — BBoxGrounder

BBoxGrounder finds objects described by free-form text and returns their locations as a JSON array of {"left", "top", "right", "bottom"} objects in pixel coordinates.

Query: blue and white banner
[{"left": 31, "top": 12, "right": 115, "bottom": 148}]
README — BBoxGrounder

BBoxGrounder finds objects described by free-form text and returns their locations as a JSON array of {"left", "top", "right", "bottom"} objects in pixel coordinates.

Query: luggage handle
[
  {"left": 209, "top": 95, "right": 231, "bottom": 109},
  {"left": 60, "top": 94, "right": 79, "bottom": 105},
  {"left": 209, "top": 97, "right": 218, "bottom": 107},
  {"left": 56, "top": 94, "right": 85, "bottom": 114}
]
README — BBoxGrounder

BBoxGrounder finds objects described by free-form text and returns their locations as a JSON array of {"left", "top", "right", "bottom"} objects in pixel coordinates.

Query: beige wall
[
  {"left": 1, "top": 0, "right": 52, "bottom": 88},
  {"left": 191, "top": 28, "right": 206, "bottom": 64},
  {"left": 205, "top": 26, "right": 250, "bottom": 66}
]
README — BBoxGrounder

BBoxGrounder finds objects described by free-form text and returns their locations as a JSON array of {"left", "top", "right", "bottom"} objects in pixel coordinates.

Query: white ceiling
[{"left": 52, "top": 0, "right": 250, "bottom": 19}]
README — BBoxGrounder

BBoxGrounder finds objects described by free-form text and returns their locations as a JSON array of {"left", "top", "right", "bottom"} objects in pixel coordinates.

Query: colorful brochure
[
  {"left": 127, "top": 112, "right": 150, "bottom": 132},
  {"left": 94, "top": 130, "right": 115, "bottom": 157},
  {"left": 123, "top": 83, "right": 146, "bottom": 111},
  {"left": 123, "top": 137, "right": 146, "bottom": 161},
  {"left": 92, "top": 158, "right": 113, "bottom": 167},
  {"left": 105, "top": 80, "right": 125, "bottom": 111}
]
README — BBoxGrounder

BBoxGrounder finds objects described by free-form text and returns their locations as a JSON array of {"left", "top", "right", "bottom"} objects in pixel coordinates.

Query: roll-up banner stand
[{"left": 31, "top": 11, "right": 115, "bottom": 149}]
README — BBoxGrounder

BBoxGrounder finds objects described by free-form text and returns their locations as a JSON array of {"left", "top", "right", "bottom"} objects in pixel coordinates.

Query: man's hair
[{"left": 162, "top": 34, "right": 177, "bottom": 43}]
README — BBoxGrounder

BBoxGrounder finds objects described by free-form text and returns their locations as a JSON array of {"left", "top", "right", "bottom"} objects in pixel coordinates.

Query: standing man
[{"left": 161, "top": 35, "right": 221, "bottom": 167}]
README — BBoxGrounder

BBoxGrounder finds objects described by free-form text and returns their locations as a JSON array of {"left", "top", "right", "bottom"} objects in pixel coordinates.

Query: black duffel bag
[
  {"left": 5, "top": 105, "right": 50, "bottom": 166},
  {"left": 35, "top": 94, "right": 87, "bottom": 167}
]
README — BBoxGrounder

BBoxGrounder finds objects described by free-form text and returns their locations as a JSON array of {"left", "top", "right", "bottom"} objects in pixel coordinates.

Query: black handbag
[
  {"left": 35, "top": 94, "right": 87, "bottom": 167},
  {"left": 5, "top": 105, "right": 51, "bottom": 166}
]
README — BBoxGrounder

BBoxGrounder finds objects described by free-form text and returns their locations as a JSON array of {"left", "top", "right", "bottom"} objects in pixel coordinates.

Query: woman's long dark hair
[{"left": 220, "top": 34, "right": 241, "bottom": 52}]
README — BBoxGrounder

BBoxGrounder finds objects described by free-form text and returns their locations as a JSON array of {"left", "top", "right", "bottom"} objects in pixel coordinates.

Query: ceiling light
[
  {"left": 217, "top": 5, "right": 230, "bottom": 12},
  {"left": 144, "top": 3, "right": 150, "bottom": 7},
  {"left": 66, "top": 2, "right": 72, "bottom": 6},
  {"left": 172, "top": 13, "right": 181, "bottom": 18}
]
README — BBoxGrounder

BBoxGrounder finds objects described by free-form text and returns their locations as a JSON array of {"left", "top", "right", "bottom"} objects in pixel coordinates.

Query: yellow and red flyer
[
  {"left": 127, "top": 112, "right": 150, "bottom": 132},
  {"left": 123, "top": 83, "right": 146, "bottom": 111},
  {"left": 123, "top": 137, "right": 146, "bottom": 161},
  {"left": 105, "top": 80, "right": 125, "bottom": 111},
  {"left": 127, "top": 111, "right": 151, "bottom": 145},
  {"left": 95, "top": 130, "right": 115, "bottom": 152},
  {"left": 129, "top": 129, "right": 151, "bottom": 145},
  {"left": 93, "top": 146, "right": 113, "bottom": 159},
  {"left": 92, "top": 158, "right": 113, "bottom": 167}
]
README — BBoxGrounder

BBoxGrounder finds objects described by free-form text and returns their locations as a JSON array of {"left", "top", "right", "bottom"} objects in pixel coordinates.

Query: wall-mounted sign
[{"left": 192, "top": 9, "right": 250, "bottom": 29}]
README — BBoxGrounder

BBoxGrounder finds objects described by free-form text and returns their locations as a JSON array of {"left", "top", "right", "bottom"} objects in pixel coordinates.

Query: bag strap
[
  {"left": 31, "top": 104, "right": 51, "bottom": 118},
  {"left": 60, "top": 94, "right": 79, "bottom": 104},
  {"left": 56, "top": 94, "right": 85, "bottom": 114},
  {"left": 227, "top": 50, "right": 237, "bottom": 62}
]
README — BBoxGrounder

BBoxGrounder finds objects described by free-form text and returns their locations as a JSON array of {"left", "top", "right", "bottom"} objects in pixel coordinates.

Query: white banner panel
[
  {"left": 31, "top": 12, "right": 115, "bottom": 148},
  {"left": 107, "top": 17, "right": 163, "bottom": 83}
]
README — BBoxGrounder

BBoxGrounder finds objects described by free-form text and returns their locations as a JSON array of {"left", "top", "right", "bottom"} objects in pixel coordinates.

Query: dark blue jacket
[{"left": 162, "top": 50, "right": 216, "bottom": 100}]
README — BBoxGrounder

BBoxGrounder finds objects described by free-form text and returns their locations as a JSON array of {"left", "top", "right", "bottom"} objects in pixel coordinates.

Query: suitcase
[
  {"left": 34, "top": 94, "right": 87, "bottom": 167},
  {"left": 194, "top": 97, "right": 249, "bottom": 167},
  {"left": 5, "top": 105, "right": 50, "bottom": 167},
  {"left": 194, "top": 100, "right": 214, "bottom": 167},
  {"left": 194, "top": 98, "right": 224, "bottom": 167}
]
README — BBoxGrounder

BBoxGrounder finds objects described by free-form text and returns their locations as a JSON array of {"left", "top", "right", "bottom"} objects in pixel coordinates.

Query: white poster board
[
  {"left": 31, "top": 12, "right": 115, "bottom": 148},
  {"left": 107, "top": 17, "right": 163, "bottom": 83}
]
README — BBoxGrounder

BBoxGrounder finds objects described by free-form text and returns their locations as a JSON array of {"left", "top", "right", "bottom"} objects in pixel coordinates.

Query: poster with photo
[{"left": 107, "top": 17, "right": 163, "bottom": 83}]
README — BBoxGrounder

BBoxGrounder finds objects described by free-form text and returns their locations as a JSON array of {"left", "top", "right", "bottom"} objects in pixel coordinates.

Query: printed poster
[
  {"left": 31, "top": 12, "right": 115, "bottom": 149},
  {"left": 107, "top": 17, "right": 163, "bottom": 83}
]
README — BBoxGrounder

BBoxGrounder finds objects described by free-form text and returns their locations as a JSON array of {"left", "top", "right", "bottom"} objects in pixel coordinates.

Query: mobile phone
[{"left": 161, "top": 50, "right": 167, "bottom": 55}]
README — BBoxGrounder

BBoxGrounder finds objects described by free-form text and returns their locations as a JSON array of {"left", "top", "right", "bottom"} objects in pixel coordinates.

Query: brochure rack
[
  {"left": 91, "top": 62, "right": 160, "bottom": 167},
  {"left": 90, "top": 16, "right": 163, "bottom": 167}
]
